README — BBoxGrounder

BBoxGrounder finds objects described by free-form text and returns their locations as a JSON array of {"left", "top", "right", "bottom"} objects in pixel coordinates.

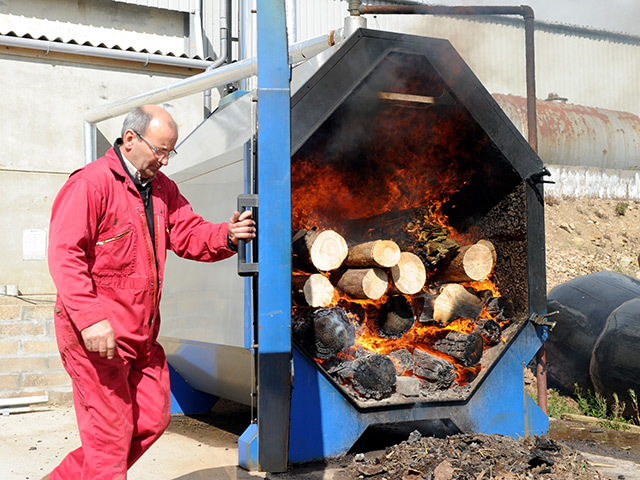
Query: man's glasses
[{"left": 133, "top": 130, "right": 178, "bottom": 159}]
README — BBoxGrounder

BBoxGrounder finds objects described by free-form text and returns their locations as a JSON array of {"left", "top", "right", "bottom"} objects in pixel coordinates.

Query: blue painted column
[{"left": 255, "top": 0, "right": 291, "bottom": 472}]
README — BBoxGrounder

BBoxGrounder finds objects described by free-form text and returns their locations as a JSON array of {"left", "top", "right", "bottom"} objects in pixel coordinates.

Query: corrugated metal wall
[
  {"left": 1, "top": 0, "right": 186, "bottom": 55},
  {"left": 285, "top": 0, "right": 640, "bottom": 118},
  {"left": 112, "top": 0, "right": 194, "bottom": 13}
]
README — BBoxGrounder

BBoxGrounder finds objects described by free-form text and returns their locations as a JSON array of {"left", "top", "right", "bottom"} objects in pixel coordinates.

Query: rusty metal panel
[{"left": 494, "top": 94, "right": 640, "bottom": 171}]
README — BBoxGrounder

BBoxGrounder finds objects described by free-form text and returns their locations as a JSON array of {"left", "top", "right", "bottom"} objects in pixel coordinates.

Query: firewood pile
[{"left": 292, "top": 221, "right": 514, "bottom": 402}]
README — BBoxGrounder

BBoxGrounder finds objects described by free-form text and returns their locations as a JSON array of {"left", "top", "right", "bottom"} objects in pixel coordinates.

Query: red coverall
[{"left": 48, "top": 146, "right": 235, "bottom": 479}]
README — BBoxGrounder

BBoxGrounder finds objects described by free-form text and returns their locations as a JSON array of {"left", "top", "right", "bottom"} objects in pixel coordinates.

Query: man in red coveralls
[{"left": 45, "top": 105, "right": 255, "bottom": 480}]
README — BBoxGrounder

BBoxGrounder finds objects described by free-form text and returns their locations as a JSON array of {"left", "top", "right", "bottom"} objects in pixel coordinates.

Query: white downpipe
[{"left": 204, "top": 0, "right": 231, "bottom": 116}]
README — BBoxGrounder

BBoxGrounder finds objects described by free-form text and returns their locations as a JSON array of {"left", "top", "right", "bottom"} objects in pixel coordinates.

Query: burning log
[
  {"left": 292, "top": 307, "right": 356, "bottom": 360},
  {"left": 388, "top": 348, "right": 414, "bottom": 375},
  {"left": 347, "top": 353, "right": 397, "bottom": 400},
  {"left": 411, "top": 286, "right": 439, "bottom": 323},
  {"left": 333, "top": 268, "right": 388, "bottom": 300},
  {"left": 412, "top": 348, "right": 456, "bottom": 389},
  {"left": 486, "top": 296, "right": 514, "bottom": 323},
  {"left": 439, "top": 241, "right": 496, "bottom": 283},
  {"left": 389, "top": 251, "right": 427, "bottom": 295},
  {"left": 433, "top": 331, "right": 484, "bottom": 367},
  {"left": 473, "top": 318, "right": 502, "bottom": 346},
  {"left": 292, "top": 273, "right": 335, "bottom": 308},
  {"left": 343, "top": 206, "right": 459, "bottom": 269},
  {"left": 377, "top": 295, "right": 415, "bottom": 339},
  {"left": 292, "top": 229, "right": 348, "bottom": 272},
  {"left": 477, "top": 239, "right": 497, "bottom": 264},
  {"left": 432, "top": 283, "right": 486, "bottom": 325},
  {"left": 344, "top": 240, "right": 401, "bottom": 268},
  {"left": 440, "top": 241, "right": 495, "bottom": 282}
]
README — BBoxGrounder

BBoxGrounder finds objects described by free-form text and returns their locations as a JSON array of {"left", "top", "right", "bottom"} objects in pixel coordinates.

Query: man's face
[{"left": 122, "top": 116, "right": 178, "bottom": 180}]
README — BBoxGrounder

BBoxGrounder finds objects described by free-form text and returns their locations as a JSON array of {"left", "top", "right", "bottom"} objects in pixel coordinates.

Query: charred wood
[
  {"left": 292, "top": 229, "right": 348, "bottom": 272},
  {"left": 473, "top": 318, "right": 502, "bottom": 346},
  {"left": 412, "top": 348, "right": 456, "bottom": 389},
  {"left": 486, "top": 296, "right": 514, "bottom": 323},
  {"left": 293, "top": 307, "right": 356, "bottom": 360},
  {"left": 344, "top": 240, "right": 401, "bottom": 268},
  {"left": 346, "top": 353, "right": 397, "bottom": 400},
  {"left": 411, "top": 287, "right": 440, "bottom": 323},
  {"left": 388, "top": 349, "right": 414, "bottom": 375},
  {"left": 377, "top": 296, "right": 415, "bottom": 339},
  {"left": 433, "top": 331, "right": 484, "bottom": 367},
  {"left": 292, "top": 273, "right": 335, "bottom": 307}
]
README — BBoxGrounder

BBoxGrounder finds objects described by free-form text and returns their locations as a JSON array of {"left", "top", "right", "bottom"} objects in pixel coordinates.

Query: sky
[{"left": 429, "top": 0, "right": 640, "bottom": 36}]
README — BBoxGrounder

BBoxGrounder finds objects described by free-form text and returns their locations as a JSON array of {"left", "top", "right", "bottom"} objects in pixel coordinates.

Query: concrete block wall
[{"left": 0, "top": 296, "right": 72, "bottom": 406}]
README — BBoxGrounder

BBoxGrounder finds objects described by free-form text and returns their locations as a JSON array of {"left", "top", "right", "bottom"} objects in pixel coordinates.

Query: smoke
[{"left": 428, "top": 0, "right": 640, "bottom": 35}]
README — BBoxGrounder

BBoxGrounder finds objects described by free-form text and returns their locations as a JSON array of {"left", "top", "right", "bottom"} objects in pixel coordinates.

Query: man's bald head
[{"left": 121, "top": 105, "right": 178, "bottom": 138}]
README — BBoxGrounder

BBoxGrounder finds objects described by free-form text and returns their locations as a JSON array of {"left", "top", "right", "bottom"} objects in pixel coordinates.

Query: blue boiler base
[{"left": 257, "top": 322, "right": 548, "bottom": 466}]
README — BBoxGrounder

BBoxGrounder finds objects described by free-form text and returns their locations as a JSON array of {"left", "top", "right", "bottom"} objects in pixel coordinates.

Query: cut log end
[
  {"left": 440, "top": 242, "right": 495, "bottom": 283},
  {"left": 345, "top": 240, "right": 401, "bottom": 268},
  {"left": 390, "top": 251, "right": 427, "bottom": 294},
  {"left": 311, "top": 230, "right": 349, "bottom": 271},
  {"left": 462, "top": 243, "right": 494, "bottom": 280},
  {"left": 336, "top": 268, "right": 389, "bottom": 300},
  {"left": 293, "top": 274, "right": 335, "bottom": 307}
]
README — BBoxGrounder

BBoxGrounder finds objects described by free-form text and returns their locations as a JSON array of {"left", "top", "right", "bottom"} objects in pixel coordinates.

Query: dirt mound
[
  {"left": 545, "top": 197, "right": 640, "bottom": 292},
  {"left": 336, "top": 431, "right": 605, "bottom": 479}
]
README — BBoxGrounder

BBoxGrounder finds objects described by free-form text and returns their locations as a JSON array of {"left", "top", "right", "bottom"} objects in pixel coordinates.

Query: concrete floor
[{"left": 2, "top": 402, "right": 640, "bottom": 480}]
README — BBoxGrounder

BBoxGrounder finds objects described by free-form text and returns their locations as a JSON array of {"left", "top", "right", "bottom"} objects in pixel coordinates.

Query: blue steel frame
[
  {"left": 238, "top": 0, "right": 292, "bottom": 473},
  {"left": 289, "top": 324, "right": 548, "bottom": 463},
  {"left": 237, "top": 21, "right": 550, "bottom": 469}
]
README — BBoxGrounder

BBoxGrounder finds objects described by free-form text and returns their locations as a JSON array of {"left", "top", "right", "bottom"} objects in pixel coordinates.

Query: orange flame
[{"left": 291, "top": 97, "right": 506, "bottom": 391}]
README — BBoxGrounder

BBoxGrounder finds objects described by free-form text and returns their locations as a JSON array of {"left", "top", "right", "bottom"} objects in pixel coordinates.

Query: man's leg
[
  {"left": 50, "top": 322, "right": 134, "bottom": 480},
  {"left": 127, "top": 342, "right": 171, "bottom": 468}
]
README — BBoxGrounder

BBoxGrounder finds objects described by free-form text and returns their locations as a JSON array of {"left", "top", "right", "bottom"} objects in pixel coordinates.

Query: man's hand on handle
[
  {"left": 81, "top": 319, "right": 116, "bottom": 360},
  {"left": 228, "top": 210, "right": 256, "bottom": 246}
]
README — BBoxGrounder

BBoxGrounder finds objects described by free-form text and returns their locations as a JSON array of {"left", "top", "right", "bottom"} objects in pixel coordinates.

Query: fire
[{"left": 291, "top": 89, "right": 504, "bottom": 393}]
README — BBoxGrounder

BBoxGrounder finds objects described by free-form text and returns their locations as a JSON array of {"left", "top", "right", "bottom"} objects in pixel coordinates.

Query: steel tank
[{"left": 494, "top": 93, "right": 640, "bottom": 172}]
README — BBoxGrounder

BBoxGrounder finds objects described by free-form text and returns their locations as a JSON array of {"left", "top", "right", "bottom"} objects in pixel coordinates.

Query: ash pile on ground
[{"left": 330, "top": 431, "right": 606, "bottom": 480}]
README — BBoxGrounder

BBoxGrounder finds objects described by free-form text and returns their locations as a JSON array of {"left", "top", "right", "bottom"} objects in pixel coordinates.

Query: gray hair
[{"left": 120, "top": 106, "right": 178, "bottom": 137}]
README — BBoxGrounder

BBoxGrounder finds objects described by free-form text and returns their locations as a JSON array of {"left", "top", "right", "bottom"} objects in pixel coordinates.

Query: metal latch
[
  {"left": 526, "top": 167, "right": 555, "bottom": 204},
  {"left": 237, "top": 193, "right": 258, "bottom": 276},
  {"left": 529, "top": 311, "right": 559, "bottom": 331}
]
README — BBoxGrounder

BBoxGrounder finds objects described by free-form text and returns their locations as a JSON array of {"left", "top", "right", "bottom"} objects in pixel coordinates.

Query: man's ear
[{"left": 122, "top": 129, "right": 137, "bottom": 151}]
